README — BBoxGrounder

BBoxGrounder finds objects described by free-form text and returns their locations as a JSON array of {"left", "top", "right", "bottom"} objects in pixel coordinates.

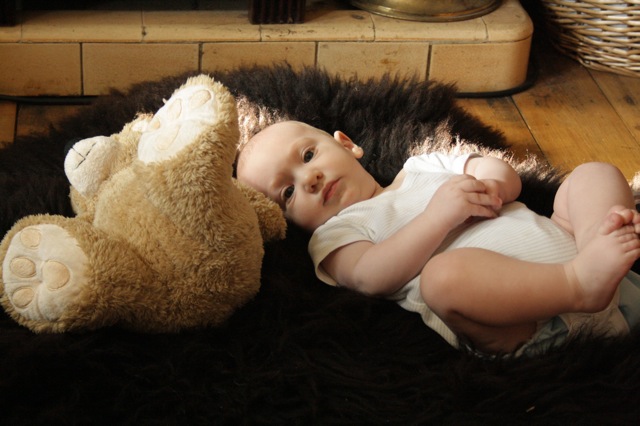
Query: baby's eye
[
  {"left": 303, "top": 149, "right": 314, "bottom": 163},
  {"left": 283, "top": 185, "right": 294, "bottom": 201}
]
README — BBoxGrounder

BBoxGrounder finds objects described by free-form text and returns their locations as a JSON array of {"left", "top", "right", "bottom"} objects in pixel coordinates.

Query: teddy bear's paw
[
  {"left": 2, "top": 225, "right": 89, "bottom": 322},
  {"left": 65, "top": 136, "right": 119, "bottom": 197},
  {"left": 138, "top": 84, "right": 218, "bottom": 164}
]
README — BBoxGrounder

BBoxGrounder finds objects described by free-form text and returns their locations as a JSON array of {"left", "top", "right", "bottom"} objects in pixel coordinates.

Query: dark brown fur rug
[{"left": 1, "top": 66, "right": 639, "bottom": 425}]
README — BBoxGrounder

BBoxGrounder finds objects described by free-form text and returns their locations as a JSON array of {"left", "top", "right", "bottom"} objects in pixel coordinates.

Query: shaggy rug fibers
[{"left": 1, "top": 66, "right": 639, "bottom": 425}]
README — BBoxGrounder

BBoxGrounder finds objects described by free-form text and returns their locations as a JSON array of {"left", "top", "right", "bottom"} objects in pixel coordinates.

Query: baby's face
[{"left": 236, "top": 121, "right": 379, "bottom": 232}]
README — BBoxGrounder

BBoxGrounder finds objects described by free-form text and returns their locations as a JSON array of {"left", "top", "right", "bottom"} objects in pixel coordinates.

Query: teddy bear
[{"left": 0, "top": 74, "right": 286, "bottom": 333}]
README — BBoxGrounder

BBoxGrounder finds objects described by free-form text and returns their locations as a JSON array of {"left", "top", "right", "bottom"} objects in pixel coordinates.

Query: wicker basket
[{"left": 540, "top": 0, "right": 640, "bottom": 77}]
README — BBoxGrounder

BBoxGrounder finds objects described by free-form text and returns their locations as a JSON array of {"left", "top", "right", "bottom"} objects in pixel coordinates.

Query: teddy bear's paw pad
[
  {"left": 2, "top": 225, "right": 89, "bottom": 322},
  {"left": 138, "top": 86, "right": 218, "bottom": 164},
  {"left": 65, "top": 136, "right": 119, "bottom": 197}
]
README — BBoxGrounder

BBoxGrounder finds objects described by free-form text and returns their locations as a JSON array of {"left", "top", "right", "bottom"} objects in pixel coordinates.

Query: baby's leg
[
  {"left": 550, "top": 162, "right": 640, "bottom": 311},
  {"left": 551, "top": 162, "right": 640, "bottom": 249},
  {"left": 420, "top": 246, "right": 635, "bottom": 354}
]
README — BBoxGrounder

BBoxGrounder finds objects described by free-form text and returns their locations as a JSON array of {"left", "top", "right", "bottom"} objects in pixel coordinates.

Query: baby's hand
[
  {"left": 425, "top": 174, "right": 502, "bottom": 231},
  {"left": 476, "top": 178, "right": 504, "bottom": 212}
]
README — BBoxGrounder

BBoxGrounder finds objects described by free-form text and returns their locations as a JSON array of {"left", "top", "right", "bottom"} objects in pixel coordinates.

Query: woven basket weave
[{"left": 540, "top": 0, "right": 640, "bottom": 77}]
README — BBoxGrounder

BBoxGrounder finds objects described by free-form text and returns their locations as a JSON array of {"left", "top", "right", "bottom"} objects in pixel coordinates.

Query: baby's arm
[
  {"left": 463, "top": 156, "right": 522, "bottom": 206},
  {"left": 322, "top": 214, "right": 449, "bottom": 296},
  {"left": 322, "top": 173, "right": 502, "bottom": 296},
  {"left": 322, "top": 155, "right": 521, "bottom": 296}
]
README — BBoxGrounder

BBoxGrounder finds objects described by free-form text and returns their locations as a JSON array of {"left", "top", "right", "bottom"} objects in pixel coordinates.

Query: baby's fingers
[
  {"left": 468, "top": 204, "right": 498, "bottom": 219},
  {"left": 451, "top": 174, "right": 484, "bottom": 191},
  {"left": 463, "top": 206, "right": 498, "bottom": 225},
  {"left": 465, "top": 190, "right": 502, "bottom": 211}
]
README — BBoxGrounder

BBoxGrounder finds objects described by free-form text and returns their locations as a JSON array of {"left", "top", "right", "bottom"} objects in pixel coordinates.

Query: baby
[{"left": 236, "top": 120, "right": 640, "bottom": 356}]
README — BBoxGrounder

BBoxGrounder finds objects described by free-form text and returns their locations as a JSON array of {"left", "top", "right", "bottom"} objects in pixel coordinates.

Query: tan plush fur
[{"left": 0, "top": 75, "right": 286, "bottom": 333}]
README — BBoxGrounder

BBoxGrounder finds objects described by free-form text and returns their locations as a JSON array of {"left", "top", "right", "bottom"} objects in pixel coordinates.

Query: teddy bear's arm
[
  {"left": 234, "top": 179, "right": 286, "bottom": 242},
  {"left": 65, "top": 115, "right": 152, "bottom": 200}
]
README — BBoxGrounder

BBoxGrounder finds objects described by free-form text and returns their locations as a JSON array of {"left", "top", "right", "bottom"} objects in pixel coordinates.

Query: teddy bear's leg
[
  {"left": 137, "top": 78, "right": 231, "bottom": 165},
  {"left": 2, "top": 222, "right": 90, "bottom": 326},
  {"left": 134, "top": 76, "right": 240, "bottom": 233},
  {"left": 1, "top": 216, "right": 158, "bottom": 332}
]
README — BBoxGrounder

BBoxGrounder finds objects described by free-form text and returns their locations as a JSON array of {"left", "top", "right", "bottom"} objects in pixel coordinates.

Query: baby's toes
[
  {"left": 615, "top": 207, "right": 637, "bottom": 223},
  {"left": 600, "top": 209, "right": 627, "bottom": 235}
]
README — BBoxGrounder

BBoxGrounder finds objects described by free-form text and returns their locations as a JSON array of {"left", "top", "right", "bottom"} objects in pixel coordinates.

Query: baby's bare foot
[{"left": 566, "top": 208, "right": 640, "bottom": 313}]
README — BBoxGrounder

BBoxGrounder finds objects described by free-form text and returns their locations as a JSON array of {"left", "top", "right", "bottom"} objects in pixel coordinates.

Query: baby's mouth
[{"left": 323, "top": 179, "right": 339, "bottom": 204}]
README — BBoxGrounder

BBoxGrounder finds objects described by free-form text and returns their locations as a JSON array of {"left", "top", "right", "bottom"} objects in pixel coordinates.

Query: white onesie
[{"left": 309, "top": 153, "right": 635, "bottom": 352}]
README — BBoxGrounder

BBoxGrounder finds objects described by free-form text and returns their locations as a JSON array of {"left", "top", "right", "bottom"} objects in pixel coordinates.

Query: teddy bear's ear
[{"left": 233, "top": 179, "right": 287, "bottom": 242}]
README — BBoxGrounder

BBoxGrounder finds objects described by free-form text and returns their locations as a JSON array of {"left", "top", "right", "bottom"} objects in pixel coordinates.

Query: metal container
[{"left": 350, "top": 0, "right": 502, "bottom": 22}]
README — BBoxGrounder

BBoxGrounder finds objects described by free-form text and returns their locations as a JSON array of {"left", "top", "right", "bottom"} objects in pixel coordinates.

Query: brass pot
[{"left": 350, "top": 0, "right": 502, "bottom": 22}]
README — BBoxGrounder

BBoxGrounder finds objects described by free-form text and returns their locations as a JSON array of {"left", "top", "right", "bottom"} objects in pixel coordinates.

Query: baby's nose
[{"left": 302, "top": 169, "right": 322, "bottom": 192}]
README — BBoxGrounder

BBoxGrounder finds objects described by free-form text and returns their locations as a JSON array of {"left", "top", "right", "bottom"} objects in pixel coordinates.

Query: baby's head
[{"left": 236, "top": 121, "right": 380, "bottom": 232}]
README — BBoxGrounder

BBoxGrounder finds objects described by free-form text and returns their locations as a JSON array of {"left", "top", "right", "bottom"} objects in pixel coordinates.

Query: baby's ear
[{"left": 334, "top": 131, "right": 363, "bottom": 158}]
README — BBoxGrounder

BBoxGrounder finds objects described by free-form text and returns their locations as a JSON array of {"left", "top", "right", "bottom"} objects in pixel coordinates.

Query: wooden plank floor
[
  {"left": 457, "top": 38, "right": 640, "bottom": 180},
  {"left": 1, "top": 37, "right": 639, "bottom": 180}
]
